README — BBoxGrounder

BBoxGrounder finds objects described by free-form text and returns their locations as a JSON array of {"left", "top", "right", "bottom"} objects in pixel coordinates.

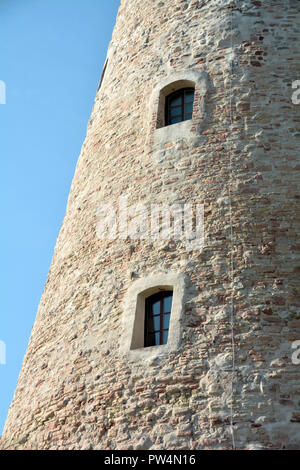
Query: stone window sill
[{"left": 154, "top": 119, "right": 193, "bottom": 146}]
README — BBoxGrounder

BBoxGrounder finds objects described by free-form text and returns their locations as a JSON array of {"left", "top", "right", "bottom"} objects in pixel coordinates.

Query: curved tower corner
[{"left": 1, "top": 0, "right": 300, "bottom": 450}]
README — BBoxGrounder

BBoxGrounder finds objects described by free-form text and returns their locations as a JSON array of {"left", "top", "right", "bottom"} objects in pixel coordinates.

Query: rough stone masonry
[{"left": 1, "top": 0, "right": 299, "bottom": 450}]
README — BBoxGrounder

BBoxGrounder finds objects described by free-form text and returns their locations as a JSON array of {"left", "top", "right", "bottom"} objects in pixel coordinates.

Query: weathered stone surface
[{"left": 0, "top": 0, "right": 299, "bottom": 451}]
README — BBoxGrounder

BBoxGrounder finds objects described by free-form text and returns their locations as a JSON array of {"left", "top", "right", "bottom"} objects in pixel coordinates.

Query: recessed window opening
[
  {"left": 122, "top": 272, "right": 186, "bottom": 358},
  {"left": 144, "top": 290, "right": 173, "bottom": 347},
  {"left": 165, "top": 88, "right": 195, "bottom": 126}
]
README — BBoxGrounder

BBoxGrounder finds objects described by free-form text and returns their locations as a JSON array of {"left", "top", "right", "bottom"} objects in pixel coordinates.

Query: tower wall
[{"left": 1, "top": 0, "right": 300, "bottom": 450}]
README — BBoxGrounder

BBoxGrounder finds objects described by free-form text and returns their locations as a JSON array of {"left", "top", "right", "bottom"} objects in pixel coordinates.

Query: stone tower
[{"left": 1, "top": 0, "right": 299, "bottom": 450}]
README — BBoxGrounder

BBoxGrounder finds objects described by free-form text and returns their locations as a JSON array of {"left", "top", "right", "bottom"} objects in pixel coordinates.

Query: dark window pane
[
  {"left": 184, "top": 113, "right": 192, "bottom": 121},
  {"left": 170, "top": 113, "right": 182, "bottom": 120},
  {"left": 170, "top": 106, "right": 182, "bottom": 117},
  {"left": 147, "top": 333, "right": 155, "bottom": 347},
  {"left": 147, "top": 332, "right": 161, "bottom": 346},
  {"left": 147, "top": 316, "right": 154, "bottom": 332},
  {"left": 163, "top": 295, "right": 172, "bottom": 313},
  {"left": 170, "top": 103, "right": 182, "bottom": 110},
  {"left": 185, "top": 102, "right": 193, "bottom": 114},
  {"left": 170, "top": 95, "right": 182, "bottom": 107},
  {"left": 162, "top": 330, "right": 169, "bottom": 345},
  {"left": 155, "top": 332, "right": 160, "bottom": 345},
  {"left": 185, "top": 91, "right": 194, "bottom": 102},
  {"left": 152, "top": 315, "right": 161, "bottom": 331},
  {"left": 170, "top": 116, "right": 182, "bottom": 124},
  {"left": 147, "top": 315, "right": 161, "bottom": 332},
  {"left": 163, "top": 313, "right": 171, "bottom": 330},
  {"left": 170, "top": 102, "right": 182, "bottom": 109},
  {"left": 152, "top": 300, "right": 161, "bottom": 315}
]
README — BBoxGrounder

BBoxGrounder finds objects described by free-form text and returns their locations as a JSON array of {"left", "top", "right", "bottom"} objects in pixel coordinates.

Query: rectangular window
[
  {"left": 165, "top": 88, "right": 195, "bottom": 126},
  {"left": 144, "top": 291, "right": 173, "bottom": 347}
]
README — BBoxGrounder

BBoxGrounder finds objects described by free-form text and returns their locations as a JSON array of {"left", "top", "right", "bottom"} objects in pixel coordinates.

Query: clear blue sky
[{"left": 0, "top": 0, "right": 120, "bottom": 434}]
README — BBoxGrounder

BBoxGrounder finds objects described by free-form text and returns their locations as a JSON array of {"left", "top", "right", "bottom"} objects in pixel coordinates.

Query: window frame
[
  {"left": 165, "top": 87, "right": 195, "bottom": 126},
  {"left": 144, "top": 290, "right": 173, "bottom": 347}
]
